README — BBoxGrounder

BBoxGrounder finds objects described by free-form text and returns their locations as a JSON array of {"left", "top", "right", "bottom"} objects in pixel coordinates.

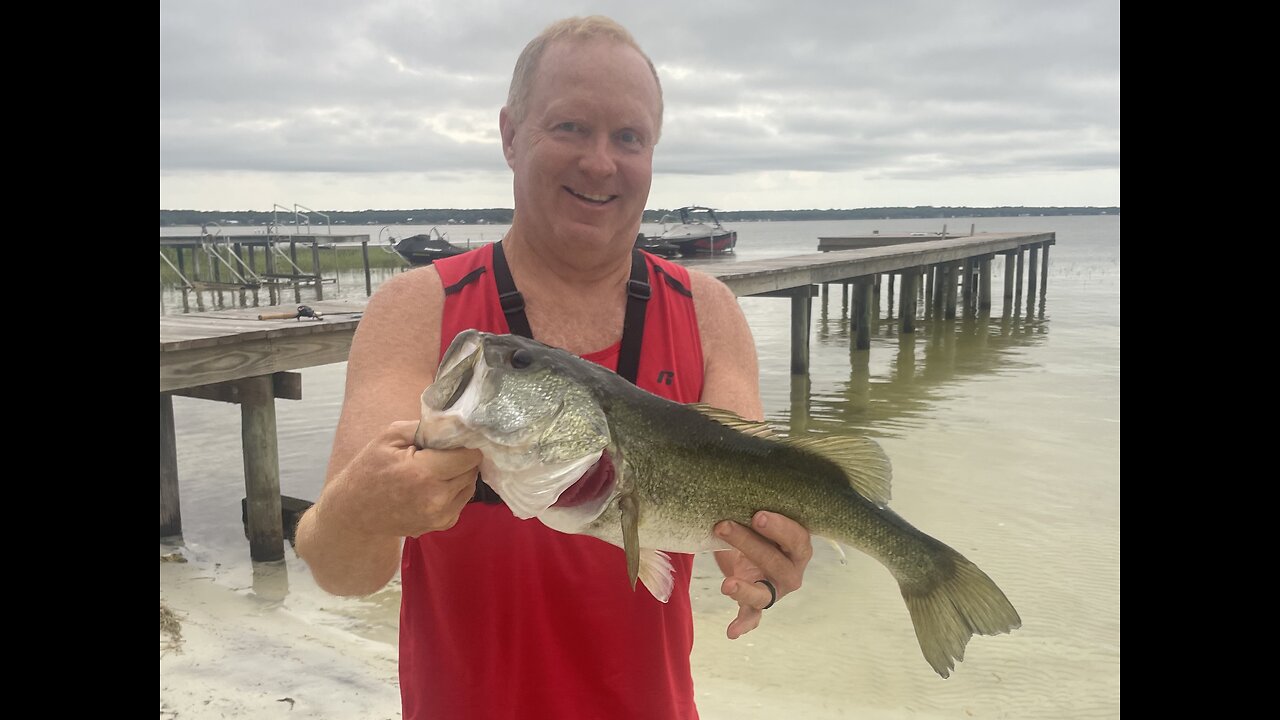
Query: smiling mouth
[{"left": 564, "top": 186, "right": 617, "bottom": 205}]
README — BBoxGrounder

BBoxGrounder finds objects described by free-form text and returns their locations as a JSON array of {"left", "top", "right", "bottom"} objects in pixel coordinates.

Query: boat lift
[{"left": 159, "top": 222, "right": 264, "bottom": 292}]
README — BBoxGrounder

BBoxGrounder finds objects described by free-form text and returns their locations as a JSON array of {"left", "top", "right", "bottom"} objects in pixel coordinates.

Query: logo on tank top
[{"left": 656, "top": 370, "right": 674, "bottom": 385}]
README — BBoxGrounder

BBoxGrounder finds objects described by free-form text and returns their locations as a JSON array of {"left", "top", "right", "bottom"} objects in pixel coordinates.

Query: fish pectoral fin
[
  {"left": 617, "top": 493, "right": 674, "bottom": 604},
  {"left": 620, "top": 493, "right": 641, "bottom": 591},
  {"left": 637, "top": 550, "right": 675, "bottom": 603}
]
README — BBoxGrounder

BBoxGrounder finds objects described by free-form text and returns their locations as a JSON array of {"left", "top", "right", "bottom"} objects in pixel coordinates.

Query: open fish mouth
[
  {"left": 415, "top": 330, "right": 613, "bottom": 519},
  {"left": 415, "top": 330, "right": 485, "bottom": 449}
]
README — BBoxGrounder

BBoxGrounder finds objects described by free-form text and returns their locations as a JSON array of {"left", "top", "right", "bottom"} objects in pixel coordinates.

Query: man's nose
[{"left": 578, "top": 136, "right": 617, "bottom": 178}]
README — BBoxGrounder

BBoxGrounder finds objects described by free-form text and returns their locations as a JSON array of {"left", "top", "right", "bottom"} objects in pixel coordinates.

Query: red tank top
[{"left": 400, "top": 243, "right": 705, "bottom": 720}]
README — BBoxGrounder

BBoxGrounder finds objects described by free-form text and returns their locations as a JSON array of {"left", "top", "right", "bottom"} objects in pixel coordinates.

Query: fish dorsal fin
[
  {"left": 785, "top": 435, "right": 893, "bottom": 506},
  {"left": 688, "top": 403, "right": 778, "bottom": 439}
]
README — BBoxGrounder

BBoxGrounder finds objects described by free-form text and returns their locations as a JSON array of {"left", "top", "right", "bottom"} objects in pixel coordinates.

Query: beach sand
[
  {"left": 160, "top": 539, "right": 986, "bottom": 720},
  {"left": 160, "top": 547, "right": 401, "bottom": 720}
]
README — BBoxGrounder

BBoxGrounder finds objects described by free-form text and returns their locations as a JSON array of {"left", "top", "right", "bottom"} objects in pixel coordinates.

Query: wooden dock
[
  {"left": 160, "top": 232, "right": 1053, "bottom": 560},
  {"left": 817, "top": 234, "right": 956, "bottom": 250}
]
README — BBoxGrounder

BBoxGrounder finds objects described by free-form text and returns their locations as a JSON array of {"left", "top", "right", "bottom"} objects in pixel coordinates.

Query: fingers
[
  {"left": 413, "top": 447, "right": 482, "bottom": 531},
  {"left": 714, "top": 512, "right": 814, "bottom": 639},
  {"left": 725, "top": 604, "right": 761, "bottom": 640},
  {"left": 715, "top": 512, "right": 812, "bottom": 595},
  {"left": 750, "top": 511, "right": 814, "bottom": 563},
  {"left": 414, "top": 445, "right": 483, "bottom": 480},
  {"left": 416, "top": 470, "right": 480, "bottom": 534},
  {"left": 343, "top": 421, "right": 483, "bottom": 536},
  {"left": 385, "top": 421, "right": 483, "bottom": 478}
]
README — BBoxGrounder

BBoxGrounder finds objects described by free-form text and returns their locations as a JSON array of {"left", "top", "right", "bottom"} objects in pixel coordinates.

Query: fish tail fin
[{"left": 899, "top": 544, "right": 1021, "bottom": 678}]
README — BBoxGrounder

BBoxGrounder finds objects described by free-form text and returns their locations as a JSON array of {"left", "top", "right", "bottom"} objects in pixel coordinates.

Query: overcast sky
[{"left": 159, "top": 0, "right": 1120, "bottom": 212}]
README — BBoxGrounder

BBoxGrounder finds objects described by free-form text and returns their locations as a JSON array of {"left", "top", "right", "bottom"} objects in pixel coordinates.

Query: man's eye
[
  {"left": 555, "top": 122, "right": 581, "bottom": 133},
  {"left": 617, "top": 130, "right": 641, "bottom": 145}
]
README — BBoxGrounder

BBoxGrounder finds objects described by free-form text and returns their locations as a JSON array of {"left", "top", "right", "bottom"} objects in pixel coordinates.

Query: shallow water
[{"left": 161, "top": 215, "right": 1120, "bottom": 718}]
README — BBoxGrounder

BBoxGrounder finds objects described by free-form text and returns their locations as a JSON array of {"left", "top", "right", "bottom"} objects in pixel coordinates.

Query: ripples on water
[{"left": 161, "top": 215, "right": 1120, "bottom": 719}]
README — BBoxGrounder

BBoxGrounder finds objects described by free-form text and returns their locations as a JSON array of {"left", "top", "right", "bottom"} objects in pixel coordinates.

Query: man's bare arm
[{"left": 294, "top": 268, "right": 480, "bottom": 596}]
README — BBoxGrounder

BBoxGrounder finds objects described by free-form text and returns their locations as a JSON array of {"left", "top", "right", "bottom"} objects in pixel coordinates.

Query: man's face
[{"left": 502, "top": 38, "right": 661, "bottom": 255}]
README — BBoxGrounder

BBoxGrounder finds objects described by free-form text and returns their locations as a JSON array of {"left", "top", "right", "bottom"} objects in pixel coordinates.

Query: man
[{"left": 295, "top": 16, "right": 812, "bottom": 719}]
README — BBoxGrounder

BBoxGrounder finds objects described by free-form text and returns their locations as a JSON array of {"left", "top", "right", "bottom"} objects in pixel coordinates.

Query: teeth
[{"left": 568, "top": 188, "right": 613, "bottom": 203}]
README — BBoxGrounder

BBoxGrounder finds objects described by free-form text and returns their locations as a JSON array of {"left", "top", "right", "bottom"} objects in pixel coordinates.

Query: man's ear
[{"left": 499, "top": 107, "right": 517, "bottom": 170}]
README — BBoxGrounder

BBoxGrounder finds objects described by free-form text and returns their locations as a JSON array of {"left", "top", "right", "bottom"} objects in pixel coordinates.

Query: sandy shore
[
  {"left": 160, "top": 547, "right": 402, "bottom": 719},
  {"left": 162, "top": 523, "right": 1115, "bottom": 720}
]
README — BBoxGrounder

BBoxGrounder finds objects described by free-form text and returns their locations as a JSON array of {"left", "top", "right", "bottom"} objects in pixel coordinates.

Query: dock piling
[
  {"left": 944, "top": 263, "right": 959, "bottom": 320},
  {"left": 1039, "top": 243, "right": 1051, "bottom": 307},
  {"left": 1026, "top": 245, "right": 1040, "bottom": 316},
  {"left": 961, "top": 258, "right": 976, "bottom": 318},
  {"left": 312, "top": 239, "right": 324, "bottom": 301},
  {"left": 361, "top": 240, "right": 373, "bottom": 296},
  {"left": 239, "top": 375, "right": 285, "bottom": 562},
  {"left": 1002, "top": 251, "right": 1016, "bottom": 315},
  {"left": 160, "top": 394, "right": 182, "bottom": 538},
  {"left": 289, "top": 238, "right": 302, "bottom": 303},
  {"left": 790, "top": 288, "right": 812, "bottom": 374},
  {"left": 979, "top": 255, "right": 993, "bottom": 312},
  {"left": 1014, "top": 249, "right": 1025, "bottom": 315},
  {"left": 854, "top": 277, "right": 873, "bottom": 350},
  {"left": 899, "top": 268, "right": 917, "bottom": 333},
  {"left": 265, "top": 238, "right": 278, "bottom": 305}
]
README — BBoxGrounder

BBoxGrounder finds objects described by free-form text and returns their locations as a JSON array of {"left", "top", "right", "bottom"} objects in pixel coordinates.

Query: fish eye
[{"left": 510, "top": 349, "right": 534, "bottom": 369}]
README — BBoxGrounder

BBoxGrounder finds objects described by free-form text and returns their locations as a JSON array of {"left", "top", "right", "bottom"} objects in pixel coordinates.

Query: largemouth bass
[{"left": 416, "top": 330, "right": 1020, "bottom": 678}]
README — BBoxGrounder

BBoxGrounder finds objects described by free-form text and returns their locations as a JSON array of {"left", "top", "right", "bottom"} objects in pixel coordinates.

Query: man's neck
[
  {"left": 500, "top": 227, "right": 633, "bottom": 296},
  {"left": 497, "top": 226, "right": 637, "bottom": 353}
]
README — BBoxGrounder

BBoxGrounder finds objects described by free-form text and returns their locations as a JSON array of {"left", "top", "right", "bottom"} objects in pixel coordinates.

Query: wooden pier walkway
[{"left": 160, "top": 231, "right": 1053, "bottom": 560}]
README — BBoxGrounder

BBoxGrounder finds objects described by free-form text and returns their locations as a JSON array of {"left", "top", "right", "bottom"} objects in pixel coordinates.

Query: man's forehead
[
  {"left": 539, "top": 36, "right": 650, "bottom": 78},
  {"left": 527, "top": 39, "right": 660, "bottom": 118}
]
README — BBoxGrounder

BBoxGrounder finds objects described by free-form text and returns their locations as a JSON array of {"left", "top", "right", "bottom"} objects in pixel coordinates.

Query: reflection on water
[
  {"left": 160, "top": 216, "right": 1119, "bottom": 718},
  {"left": 809, "top": 314, "right": 1047, "bottom": 437}
]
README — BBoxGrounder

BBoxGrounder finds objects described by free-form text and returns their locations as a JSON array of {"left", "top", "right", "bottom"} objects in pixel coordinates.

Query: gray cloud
[{"left": 160, "top": 0, "right": 1119, "bottom": 204}]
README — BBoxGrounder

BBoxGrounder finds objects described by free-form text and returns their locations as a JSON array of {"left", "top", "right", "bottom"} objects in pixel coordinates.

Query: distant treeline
[{"left": 160, "top": 206, "right": 1118, "bottom": 227}]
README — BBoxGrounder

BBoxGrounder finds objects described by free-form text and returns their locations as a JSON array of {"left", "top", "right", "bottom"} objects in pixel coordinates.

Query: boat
[
  {"left": 658, "top": 206, "right": 737, "bottom": 255},
  {"left": 634, "top": 232, "right": 683, "bottom": 259},
  {"left": 391, "top": 227, "right": 469, "bottom": 265}
]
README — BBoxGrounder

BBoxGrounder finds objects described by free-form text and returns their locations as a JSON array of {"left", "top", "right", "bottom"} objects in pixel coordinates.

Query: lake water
[{"left": 160, "top": 215, "right": 1120, "bottom": 718}]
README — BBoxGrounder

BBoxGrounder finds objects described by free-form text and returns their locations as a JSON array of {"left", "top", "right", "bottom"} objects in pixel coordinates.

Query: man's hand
[
  {"left": 323, "top": 420, "right": 482, "bottom": 539},
  {"left": 713, "top": 511, "right": 813, "bottom": 639}
]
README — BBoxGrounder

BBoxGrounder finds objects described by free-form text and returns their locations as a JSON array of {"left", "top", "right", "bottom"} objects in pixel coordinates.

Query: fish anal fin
[
  {"left": 786, "top": 435, "right": 893, "bottom": 505},
  {"left": 637, "top": 550, "right": 675, "bottom": 603}
]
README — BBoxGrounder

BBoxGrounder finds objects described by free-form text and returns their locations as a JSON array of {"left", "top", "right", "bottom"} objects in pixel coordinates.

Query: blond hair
[{"left": 506, "top": 16, "right": 663, "bottom": 138}]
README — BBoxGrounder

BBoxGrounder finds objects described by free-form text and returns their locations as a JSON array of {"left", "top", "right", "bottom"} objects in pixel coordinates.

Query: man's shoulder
[
  {"left": 432, "top": 243, "right": 493, "bottom": 286},
  {"left": 361, "top": 265, "right": 446, "bottom": 334},
  {"left": 682, "top": 266, "right": 735, "bottom": 308}
]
